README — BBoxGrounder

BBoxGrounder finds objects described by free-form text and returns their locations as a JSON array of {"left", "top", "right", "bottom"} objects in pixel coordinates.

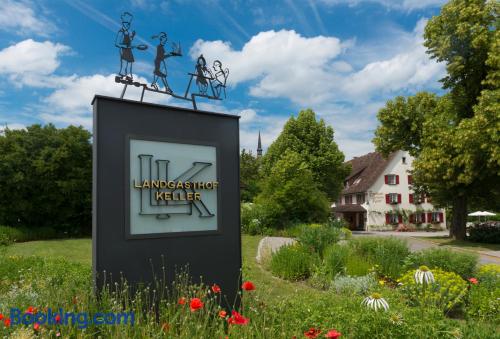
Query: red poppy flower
[
  {"left": 304, "top": 328, "right": 321, "bottom": 339},
  {"left": 211, "top": 284, "right": 221, "bottom": 293},
  {"left": 189, "top": 298, "right": 204, "bottom": 312},
  {"left": 0, "top": 314, "right": 3, "bottom": 321},
  {"left": 34, "top": 323, "right": 40, "bottom": 331},
  {"left": 4, "top": 318, "right": 10, "bottom": 327},
  {"left": 325, "top": 329, "right": 341, "bottom": 338},
  {"left": 178, "top": 297, "right": 186, "bottom": 305},
  {"left": 468, "top": 278, "right": 478, "bottom": 285},
  {"left": 25, "top": 306, "right": 37, "bottom": 314},
  {"left": 227, "top": 310, "right": 249, "bottom": 325},
  {"left": 55, "top": 315, "right": 61, "bottom": 324},
  {"left": 219, "top": 310, "right": 227, "bottom": 318},
  {"left": 242, "top": 281, "right": 255, "bottom": 291}
]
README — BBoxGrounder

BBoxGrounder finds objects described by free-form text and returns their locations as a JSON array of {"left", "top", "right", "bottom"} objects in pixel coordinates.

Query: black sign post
[{"left": 92, "top": 95, "right": 241, "bottom": 304}]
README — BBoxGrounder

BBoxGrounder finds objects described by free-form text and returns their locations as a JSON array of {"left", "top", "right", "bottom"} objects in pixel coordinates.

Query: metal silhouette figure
[
  {"left": 111, "top": 13, "right": 229, "bottom": 110},
  {"left": 150, "top": 32, "right": 182, "bottom": 94},
  {"left": 115, "top": 12, "right": 147, "bottom": 81},
  {"left": 212, "top": 60, "right": 229, "bottom": 99}
]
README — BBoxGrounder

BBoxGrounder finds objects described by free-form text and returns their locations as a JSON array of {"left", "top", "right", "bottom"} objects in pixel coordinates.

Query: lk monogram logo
[{"left": 133, "top": 154, "right": 218, "bottom": 219}]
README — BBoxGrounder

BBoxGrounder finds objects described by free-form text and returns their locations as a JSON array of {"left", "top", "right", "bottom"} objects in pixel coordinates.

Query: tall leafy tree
[
  {"left": 261, "top": 109, "right": 350, "bottom": 200},
  {"left": 240, "top": 149, "right": 260, "bottom": 202},
  {"left": 373, "top": 0, "right": 499, "bottom": 240},
  {"left": 0, "top": 124, "right": 92, "bottom": 232},
  {"left": 256, "top": 150, "right": 330, "bottom": 228}
]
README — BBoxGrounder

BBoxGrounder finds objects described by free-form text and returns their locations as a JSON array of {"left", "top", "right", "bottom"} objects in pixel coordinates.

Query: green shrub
[
  {"left": 399, "top": 268, "right": 468, "bottom": 313},
  {"left": 270, "top": 244, "right": 317, "bottom": 281},
  {"left": 466, "top": 264, "right": 500, "bottom": 320},
  {"left": 345, "top": 255, "right": 373, "bottom": 276},
  {"left": 339, "top": 227, "right": 352, "bottom": 240},
  {"left": 349, "top": 237, "right": 409, "bottom": 279},
  {"left": 323, "top": 244, "right": 349, "bottom": 278},
  {"left": 468, "top": 222, "right": 500, "bottom": 244},
  {"left": 403, "top": 248, "right": 478, "bottom": 279},
  {"left": 241, "top": 203, "right": 272, "bottom": 235},
  {"left": 297, "top": 224, "right": 341, "bottom": 256},
  {"left": 330, "top": 273, "right": 377, "bottom": 295}
]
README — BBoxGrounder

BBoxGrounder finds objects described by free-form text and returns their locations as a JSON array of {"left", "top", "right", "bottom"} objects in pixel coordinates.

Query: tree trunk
[{"left": 450, "top": 195, "right": 467, "bottom": 240}]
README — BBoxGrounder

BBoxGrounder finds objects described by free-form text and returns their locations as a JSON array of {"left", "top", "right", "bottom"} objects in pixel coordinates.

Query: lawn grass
[
  {"left": 415, "top": 236, "right": 500, "bottom": 252},
  {"left": 3, "top": 235, "right": 324, "bottom": 303}
]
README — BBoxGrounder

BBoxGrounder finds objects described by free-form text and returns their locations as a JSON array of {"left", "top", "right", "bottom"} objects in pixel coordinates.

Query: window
[
  {"left": 410, "top": 213, "right": 425, "bottom": 223},
  {"left": 344, "top": 195, "right": 352, "bottom": 204},
  {"left": 431, "top": 212, "right": 443, "bottom": 223},
  {"left": 356, "top": 193, "right": 365, "bottom": 204},
  {"left": 409, "top": 193, "right": 422, "bottom": 204},
  {"left": 386, "top": 193, "right": 401, "bottom": 204},
  {"left": 408, "top": 175, "right": 413, "bottom": 185},
  {"left": 386, "top": 213, "right": 401, "bottom": 224},
  {"left": 385, "top": 174, "right": 399, "bottom": 185},
  {"left": 402, "top": 157, "right": 406, "bottom": 164}
]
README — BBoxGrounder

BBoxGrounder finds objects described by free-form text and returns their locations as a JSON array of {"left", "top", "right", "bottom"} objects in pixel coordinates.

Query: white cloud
[
  {"left": 190, "top": 29, "right": 345, "bottom": 106},
  {"left": 318, "top": 0, "right": 446, "bottom": 11},
  {"left": 239, "top": 109, "right": 257, "bottom": 123},
  {"left": 0, "top": 39, "right": 72, "bottom": 88},
  {"left": 0, "top": 0, "right": 56, "bottom": 36}
]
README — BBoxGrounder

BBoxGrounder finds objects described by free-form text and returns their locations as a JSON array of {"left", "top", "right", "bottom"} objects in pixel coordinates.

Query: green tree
[
  {"left": 240, "top": 149, "right": 260, "bottom": 202},
  {"left": 256, "top": 150, "right": 330, "bottom": 228},
  {"left": 373, "top": 0, "right": 499, "bottom": 240},
  {"left": 0, "top": 124, "right": 92, "bottom": 232},
  {"left": 261, "top": 109, "right": 349, "bottom": 200}
]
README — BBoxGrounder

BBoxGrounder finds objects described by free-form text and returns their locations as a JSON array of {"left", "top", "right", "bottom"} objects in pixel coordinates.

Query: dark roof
[
  {"left": 342, "top": 151, "right": 396, "bottom": 194},
  {"left": 332, "top": 204, "right": 366, "bottom": 212}
]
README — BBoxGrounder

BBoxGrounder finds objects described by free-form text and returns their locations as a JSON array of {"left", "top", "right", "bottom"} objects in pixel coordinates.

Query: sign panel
[
  {"left": 129, "top": 139, "right": 218, "bottom": 235},
  {"left": 92, "top": 95, "right": 241, "bottom": 306}
]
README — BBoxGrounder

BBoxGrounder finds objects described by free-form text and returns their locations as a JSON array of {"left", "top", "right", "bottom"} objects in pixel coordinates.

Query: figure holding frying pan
[{"left": 115, "top": 12, "right": 147, "bottom": 81}]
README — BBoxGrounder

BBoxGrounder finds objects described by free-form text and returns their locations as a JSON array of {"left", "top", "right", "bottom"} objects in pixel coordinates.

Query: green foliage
[
  {"left": 330, "top": 273, "right": 377, "bottom": 295},
  {"left": 466, "top": 266, "right": 500, "bottom": 321},
  {"left": 241, "top": 203, "right": 272, "bottom": 235},
  {"left": 373, "top": 0, "right": 500, "bottom": 239},
  {"left": 0, "top": 225, "right": 58, "bottom": 243},
  {"left": 0, "top": 124, "right": 92, "bottom": 232},
  {"left": 240, "top": 149, "right": 261, "bottom": 202},
  {"left": 403, "top": 248, "right": 478, "bottom": 279},
  {"left": 348, "top": 237, "right": 410, "bottom": 279},
  {"left": 256, "top": 151, "right": 330, "bottom": 228},
  {"left": 260, "top": 109, "right": 350, "bottom": 200},
  {"left": 399, "top": 268, "right": 468, "bottom": 313},
  {"left": 270, "top": 244, "right": 317, "bottom": 281},
  {"left": 345, "top": 255, "right": 373, "bottom": 277},
  {"left": 296, "top": 223, "right": 341, "bottom": 256},
  {"left": 468, "top": 223, "right": 500, "bottom": 243},
  {"left": 322, "top": 244, "right": 349, "bottom": 278}
]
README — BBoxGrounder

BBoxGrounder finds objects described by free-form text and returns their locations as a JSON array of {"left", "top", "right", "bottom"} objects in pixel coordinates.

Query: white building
[{"left": 332, "top": 150, "right": 446, "bottom": 231}]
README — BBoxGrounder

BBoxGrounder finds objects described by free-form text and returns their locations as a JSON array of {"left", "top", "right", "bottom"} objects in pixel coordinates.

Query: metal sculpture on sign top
[{"left": 114, "top": 12, "right": 229, "bottom": 110}]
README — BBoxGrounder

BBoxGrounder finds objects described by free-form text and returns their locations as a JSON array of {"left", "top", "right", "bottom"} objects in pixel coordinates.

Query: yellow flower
[{"left": 379, "top": 280, "right": 385, "bottom": 285}]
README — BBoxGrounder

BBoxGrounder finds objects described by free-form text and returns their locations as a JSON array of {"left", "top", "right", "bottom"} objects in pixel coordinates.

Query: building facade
[{"left": 332, "top": 150, "right": 446, "bottom": 231}]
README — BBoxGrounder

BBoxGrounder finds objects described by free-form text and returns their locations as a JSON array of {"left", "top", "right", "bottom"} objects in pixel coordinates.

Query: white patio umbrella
[{"left": 468, "top": 211, "right": 496, "bottom": 221}]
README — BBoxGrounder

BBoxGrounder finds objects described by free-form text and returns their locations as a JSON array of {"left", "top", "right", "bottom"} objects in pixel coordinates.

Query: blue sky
[{"left": 0, "top": 0, "right": 448, "bottom": 159}]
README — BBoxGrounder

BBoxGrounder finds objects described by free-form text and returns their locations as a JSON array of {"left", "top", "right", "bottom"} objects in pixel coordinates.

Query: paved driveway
[{"left": 352, "top": 231, "right": 500, "bottom": 265}]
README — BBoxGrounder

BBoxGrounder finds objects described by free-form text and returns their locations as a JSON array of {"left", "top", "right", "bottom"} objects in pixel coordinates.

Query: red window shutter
[
  {"left": 439, "top": 212, "right": 444, "bottom": 223},
  {"left": 384, "top": 175, "right": 388, "bottom": 184},
  {"left": 386, "top": 194, "right": 390, "bottom": 204},
  {"left": 427, "top": 213, "right": 432, "bottom": 223},
  {"left": 396, "top": 175, "right": 400, "bottom": 184},
  {"left": 409, "top": 214, "right": 415, "bottom": 223},
  {"left": 398, "top": 215, "right": 403, "bottom": 223},
  {"left": 385, "top": 213, "right": 390, "bottom": 224},
  {"left": 409, "top": 194, "right": 414, "bottom": 204},
  {"left": 421, "top": 213, "right": 426, "bottom": 223},
  {"left": 408, "top": 175, "right": 413, "bottom": 185},
  {"left": 397, "top": 194, "right": 402, "bottom": 204}
]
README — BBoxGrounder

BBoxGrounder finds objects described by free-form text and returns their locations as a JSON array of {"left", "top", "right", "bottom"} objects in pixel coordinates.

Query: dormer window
[
  {"left": 402, "top": 157, "right": 406, "bottom": 164},
  {"left": 384, "top": 174, "right": 399, "bottom": 185}
]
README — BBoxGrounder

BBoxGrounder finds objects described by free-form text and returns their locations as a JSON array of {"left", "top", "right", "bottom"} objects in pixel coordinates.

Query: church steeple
[{"left": 257, "top": 131, "right": 262, "bottom": 157}]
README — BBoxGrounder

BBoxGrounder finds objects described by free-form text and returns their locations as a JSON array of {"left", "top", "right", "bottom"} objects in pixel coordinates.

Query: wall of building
[{"left": 364, "top": 150, "right": 446, "bottom": 230}]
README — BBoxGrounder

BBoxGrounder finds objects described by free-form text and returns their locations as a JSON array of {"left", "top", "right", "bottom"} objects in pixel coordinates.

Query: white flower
[
  {"left": 414, "top": 266, "right": 435, "bottom": 285},
  {"left": 362, "top": 293, "right": 389, "bottom": 311}
]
